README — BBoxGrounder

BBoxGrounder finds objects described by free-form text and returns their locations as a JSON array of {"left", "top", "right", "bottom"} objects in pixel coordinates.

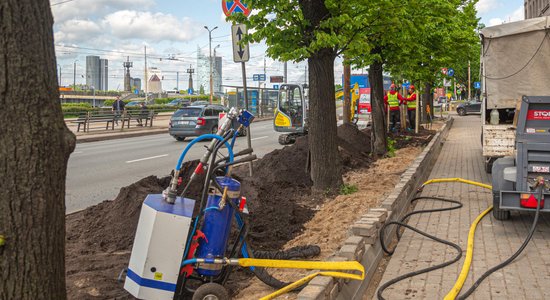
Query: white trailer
[{"left": 480, "top": 16, "right": 550, "bottom": 172}]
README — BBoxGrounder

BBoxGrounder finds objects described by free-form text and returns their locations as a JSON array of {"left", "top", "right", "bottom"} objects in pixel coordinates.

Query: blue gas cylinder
[{"left": 196, "top": 176, "right": 241, "bottom": 276}]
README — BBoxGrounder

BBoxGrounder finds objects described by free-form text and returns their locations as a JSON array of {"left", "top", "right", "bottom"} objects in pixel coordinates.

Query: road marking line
[
  {"left": 251, "top": 136, "right": 269, "bottom": 141},
  {"left": 73, "top": 151, "right": 83, "bottom": 154},
  {"left": 126, "top": 154, "right": 168, "bottom": 164}
]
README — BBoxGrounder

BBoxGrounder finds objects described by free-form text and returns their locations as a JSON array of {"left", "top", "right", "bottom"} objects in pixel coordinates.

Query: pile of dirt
[
  {"left": 64, "top": 124, "right": 390, "bottom": 299},
  {"left": 66, "top": 161, "right": 201, "bottom": 300},
  {"left": 389, "top": 127, "right": 436, "bottom": 149}
]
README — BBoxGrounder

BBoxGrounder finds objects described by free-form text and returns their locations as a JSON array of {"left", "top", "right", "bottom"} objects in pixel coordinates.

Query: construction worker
[
  {"left": 384, "top": 83, "right": 406, "bottom": 131},
  {"left": 406, "top": 85, "right": 417, "bottom": 130}
]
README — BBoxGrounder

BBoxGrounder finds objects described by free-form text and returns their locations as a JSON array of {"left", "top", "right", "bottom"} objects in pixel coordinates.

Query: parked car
[
  {"left": 169, "top": 104, "right": 244, "bottom": 141},
  {"left": 456, "top": 100, "right": 482, "bottom": 116},
  {"left": 167, "top": 99, "right": 190, "bottom": 107},
  {"left": 126, "top": 100, "right": 144, "bottom": 107},
  {"left": 192, "top": 101, "right": 210, "bottom": 106}
]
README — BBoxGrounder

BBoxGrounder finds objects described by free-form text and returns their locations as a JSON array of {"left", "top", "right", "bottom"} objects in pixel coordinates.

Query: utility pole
[
  {"left": 284, "top": 61, "right": 287, "bottom": 83},
  {"left": 144, "top": 46, "right": 148, "bottom": 103},
  {"left": 73, "top": 60, "right": 78, "bottom": 90},
  {"left": 261, "top": 57, "right": 266, "bottom": 117},
  {"left": 204, "top": 25, "right": 218, "bottom": 104},
  {"left": 186, "top": 65, "right": 195, "bottom": 91},
  {"left": 57, "top": 64, "right": 62, "bottom": 86},
  {"left": 176, "top": 71, "right": 179, "bottom": 91},
  {"left": 123, "top": 56, "right": 133, "bottom": 92}
]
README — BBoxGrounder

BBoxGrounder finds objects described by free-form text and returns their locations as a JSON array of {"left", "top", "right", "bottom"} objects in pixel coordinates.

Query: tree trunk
[
  {"left": 300, "top": 0, "right": 342, "bottom": 192},
  {"left": 0, "top": 1, "right": 75, "bottom": 299},
  {"left": 369, "top": 59, "right": 387, "bottom": 156},
  {"left": 307, "top": 49, "right": 343, "bottom": 191},
  {"left": 424, "top": 82, "right": 434, "bottom": 122},
  {"left": 343, "top": 61, "right": 351, "bottom": 124}
]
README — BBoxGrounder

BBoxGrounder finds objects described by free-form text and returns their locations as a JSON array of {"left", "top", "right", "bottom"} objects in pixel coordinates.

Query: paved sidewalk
[{"left": 375, "top": 115, "right": 550, "bottom": 300}]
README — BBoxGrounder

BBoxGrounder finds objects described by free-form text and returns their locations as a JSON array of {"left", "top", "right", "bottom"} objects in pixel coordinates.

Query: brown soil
[{"left": 65, "top": 124, "right": 435, "bottom": 300}]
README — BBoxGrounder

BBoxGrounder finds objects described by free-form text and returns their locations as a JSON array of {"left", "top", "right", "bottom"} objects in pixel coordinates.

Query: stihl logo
[{"left": 527, "top": 110, "right": 550, "bottom": 120}]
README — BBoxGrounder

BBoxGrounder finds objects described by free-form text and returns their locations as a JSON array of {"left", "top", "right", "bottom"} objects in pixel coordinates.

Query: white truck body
[{"left": 480, "top": 17, "right": 550, "bottom": 168}]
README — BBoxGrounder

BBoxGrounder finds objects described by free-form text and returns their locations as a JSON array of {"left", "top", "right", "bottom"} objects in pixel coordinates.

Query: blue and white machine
[{"left": 124, "top": 195, "right": 195, "bottom": 299}]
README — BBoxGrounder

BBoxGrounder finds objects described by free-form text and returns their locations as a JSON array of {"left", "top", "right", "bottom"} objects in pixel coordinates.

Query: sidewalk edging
[{"left": 296, "top": 118, "right": 454, "bottom": 300}]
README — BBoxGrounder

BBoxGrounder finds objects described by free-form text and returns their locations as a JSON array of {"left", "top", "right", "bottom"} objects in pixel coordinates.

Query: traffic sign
[
  {"left": 448, "top": 68, "right": 455, "bottom": 77},
  {"left": 270, "top": 76, "right": 284, "bottom": 83},
  {"left": 188, "top": 88, "right": 194, "bottom": 95},
  {"left": 222, "top": 0, "right": 251, "bottom": 17},
  {"left": 231, "top": 24, "right": 250, "bottom": 63},
  {"left": 403, "top": 81, "right": 410, "bottom": 89},
  {"left": 474, "top": 81, "right": 481, "bottom": 89},
  {"left": 441, "top": 68, "right": 448, "bottom": 75},
  {"left": 253, "top": 74, "right": 266, "bottom": 81},
  {"left": 273, "top": 84, "right": 279, "bottom": 90}
]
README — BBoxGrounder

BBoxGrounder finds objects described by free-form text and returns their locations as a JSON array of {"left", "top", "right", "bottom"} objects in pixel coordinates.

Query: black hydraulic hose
[
  {"left": 377, "top": 196, "right": 463, "bottom": 300},
  {"left": 457, "top": 189, "right": 543, "bottom": 300}
]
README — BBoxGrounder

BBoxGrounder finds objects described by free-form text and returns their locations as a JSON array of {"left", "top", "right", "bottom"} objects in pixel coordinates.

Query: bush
[{"left": 62, "top": 103, "right": 92, "bottom": 108}]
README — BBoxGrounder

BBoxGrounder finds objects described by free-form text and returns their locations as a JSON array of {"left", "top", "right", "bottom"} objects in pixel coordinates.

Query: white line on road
[
  {"left": 126, "top": 154, "right": 169, "bottom": 164},
  {"left": 73, "top": 151, "right": 83, "bottom": 154},
  {"left": 251, "top": 136, "right": 269, "bottom": 141}
]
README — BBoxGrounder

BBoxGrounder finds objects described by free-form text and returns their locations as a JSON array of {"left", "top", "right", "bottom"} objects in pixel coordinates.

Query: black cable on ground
[
  {"left": 457, "top": 192, "right": 542, "bottom": 300},
  {"left": 377, "top": 196, "right": 463, "bottom": 300},
  {"left": 248, "top": 243, "right": 321, "bottom": 290}
]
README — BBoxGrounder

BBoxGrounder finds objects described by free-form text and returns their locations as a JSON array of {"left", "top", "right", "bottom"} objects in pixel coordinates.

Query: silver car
[{"left": 169, "top": 105, "right": 240, "bottom": 141}]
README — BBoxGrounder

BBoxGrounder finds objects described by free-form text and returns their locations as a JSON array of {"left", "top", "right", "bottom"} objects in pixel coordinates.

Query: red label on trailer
[{"left": 527, "top": 110, "right": 550, "bottom": 120}]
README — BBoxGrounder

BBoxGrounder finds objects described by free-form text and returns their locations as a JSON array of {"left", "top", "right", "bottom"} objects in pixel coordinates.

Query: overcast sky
[{"left": 52, "top": 0, "right": 524, "bottom": 91}]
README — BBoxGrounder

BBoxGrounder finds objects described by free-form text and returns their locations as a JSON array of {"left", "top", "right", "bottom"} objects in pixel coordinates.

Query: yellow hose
[
  {"left": 236, "top": 258, "right": 364, "bottom": 300},
  {"left": 421, "top": 178, "right": 493, "bottom": 300}
]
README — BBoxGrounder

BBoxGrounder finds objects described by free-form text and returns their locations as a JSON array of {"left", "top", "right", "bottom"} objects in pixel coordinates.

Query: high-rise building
[
  {"left": 86, "top": 56, "right": 109, "bottom": 91},
  {"left": 197, "top": 48, "right": 210, "bottom": 95},
  {"left": 196, "top": 47, "right": 223, "bottom": 95},
  {"left": 130, "top": 77, "right": 141, "bottom": 91},
  {"left": 100, "top": 59, "right": 108, "bottom": 91},
  {"left": 525, "top": 0, "right": 549, "bottom": 19}
]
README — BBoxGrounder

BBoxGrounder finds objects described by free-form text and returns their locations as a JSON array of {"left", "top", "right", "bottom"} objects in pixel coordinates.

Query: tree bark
[
  {"left": 300, "top": 0, "right": 342, "bottom": 192},
  {"left": 0, "top": 1, "right": 75, "bottom": 299},
  {"left": 369, "top": 58, "right": 387, "bottom": 156},
  {"left": 343, "top": 61, "right": 351, "bottom": 124},
  {"left": 307, "top": 49, "right": 343, "bottom": 191},
  {"left": 424, "top": 82, "right": 434, "bottom": 122}
]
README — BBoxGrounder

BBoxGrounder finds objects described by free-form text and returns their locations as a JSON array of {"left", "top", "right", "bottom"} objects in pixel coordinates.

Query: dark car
[
  {"left": 192, "top": 101, "right": 210, "bottom": 106},
  {"left": 456, "top": 100, "right": 482, "bottom": 116},
  {"left": 167, "top": 99, "right": 190, "bottom": 107},
  {"left": 169, "top": 105, "right": 245, "bottom": 141}
]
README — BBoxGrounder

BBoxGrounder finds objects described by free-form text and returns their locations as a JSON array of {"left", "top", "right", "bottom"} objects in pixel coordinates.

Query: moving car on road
[
  {"left": 169, "top": 104, "right": 245, "bottom": 141},
  {"left": 456, "top": 100, "right": 482, "bottom": 116}
]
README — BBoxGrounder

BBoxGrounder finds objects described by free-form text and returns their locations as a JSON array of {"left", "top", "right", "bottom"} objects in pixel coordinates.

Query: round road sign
[{"left": 222, "top": 0, "right": 251, "bottom": 17}]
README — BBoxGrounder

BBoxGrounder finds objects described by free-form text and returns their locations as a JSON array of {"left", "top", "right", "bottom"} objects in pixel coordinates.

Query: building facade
[
  {"left": 196, "top": 49, "right": 222, "bottom": 95},
  {"left": 148, "top": 74, "right": 162, "bottom": 93},
  {"left": 525, "top": 0, "right": 550, "bottom": 19},
  {"left": 85, "top": 56, "right": 109, "bottom": 91}
]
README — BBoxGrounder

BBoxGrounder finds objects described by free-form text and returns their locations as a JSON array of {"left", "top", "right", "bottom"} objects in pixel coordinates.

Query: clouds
[
  {"left": 476, "top": 0, "right": 500, "bottom": 14},
  {"left": 488, "top": 5, "right": 524, "bottom": 26},
  {"left": 103, "top": 11, "right": 203, "bottom": 42},
  {"left": 52, "top": 0, "right": 156, "bottom": 23},
  {"left": 55, "top": 19, "right": 102, "bottom": 44}
]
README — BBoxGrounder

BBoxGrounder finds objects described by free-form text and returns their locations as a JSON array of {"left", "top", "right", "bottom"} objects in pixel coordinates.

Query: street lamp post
[
  {"left": 73, "top": 60, "right": 78, "bottom": 90},
  {"left": 57, "top": 64, "right": 62, "bottom": 86},
  {"left": 213, "top": 44, "right": 220, "bottom": 98},
  {"left": 204, "top": 25, "right": 218, "bottom": 104}
]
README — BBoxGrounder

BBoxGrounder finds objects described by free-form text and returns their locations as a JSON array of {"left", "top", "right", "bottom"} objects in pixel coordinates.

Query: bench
[
  {"left": 122, "top": 110, "right": 157, "bottom": 128},
  {"left": 71, "top": 113, "right": 116, "bottom": 132}
]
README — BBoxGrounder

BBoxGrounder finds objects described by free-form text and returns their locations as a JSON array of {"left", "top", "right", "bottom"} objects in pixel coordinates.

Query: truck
[{"left": 480, "top": 16, "right": 550, "bottom": 173}]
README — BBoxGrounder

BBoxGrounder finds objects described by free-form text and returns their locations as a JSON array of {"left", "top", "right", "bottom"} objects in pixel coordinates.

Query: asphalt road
[{"left": 66, "top": 120, "right": 282, "bottom": 213}]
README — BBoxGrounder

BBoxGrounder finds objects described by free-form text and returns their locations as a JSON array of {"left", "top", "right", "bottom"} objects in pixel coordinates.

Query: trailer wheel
[
  {"left": 192, "top": 283, "right": 229, "bottom": 300},
  {"left": 492, "top": 193, "right": 510, "bottom": 221},
  {"left": 278, "top": 134, "right": 294, "bottom": 145}
]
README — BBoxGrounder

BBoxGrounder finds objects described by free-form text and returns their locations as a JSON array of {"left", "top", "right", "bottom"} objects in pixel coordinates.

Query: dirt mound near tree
[{"left": 65, "top": 123, "right": 377, "bottom": 299}]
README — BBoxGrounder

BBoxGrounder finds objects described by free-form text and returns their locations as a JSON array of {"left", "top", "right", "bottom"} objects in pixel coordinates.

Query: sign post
[{"left": 232, "top": 23, "right": 253, "bottom": 175}]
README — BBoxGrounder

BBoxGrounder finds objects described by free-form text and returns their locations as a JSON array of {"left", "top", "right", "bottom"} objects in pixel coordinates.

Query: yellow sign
[
  {"left": 274, "top": 112, "right": 291, "bottom": 127},
  {"left": 154, "top": 272, "right": 163, "bottom": 280}
]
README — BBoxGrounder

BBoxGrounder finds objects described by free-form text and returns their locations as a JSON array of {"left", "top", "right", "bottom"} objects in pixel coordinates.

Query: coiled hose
[{"left": 377, "top": 196, "right": 463, "bottom": 300}]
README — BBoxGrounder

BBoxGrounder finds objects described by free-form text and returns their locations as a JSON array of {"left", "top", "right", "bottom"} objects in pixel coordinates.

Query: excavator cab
[{"left": 274, "top": 84, "right": 308, "bottom": 145}]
